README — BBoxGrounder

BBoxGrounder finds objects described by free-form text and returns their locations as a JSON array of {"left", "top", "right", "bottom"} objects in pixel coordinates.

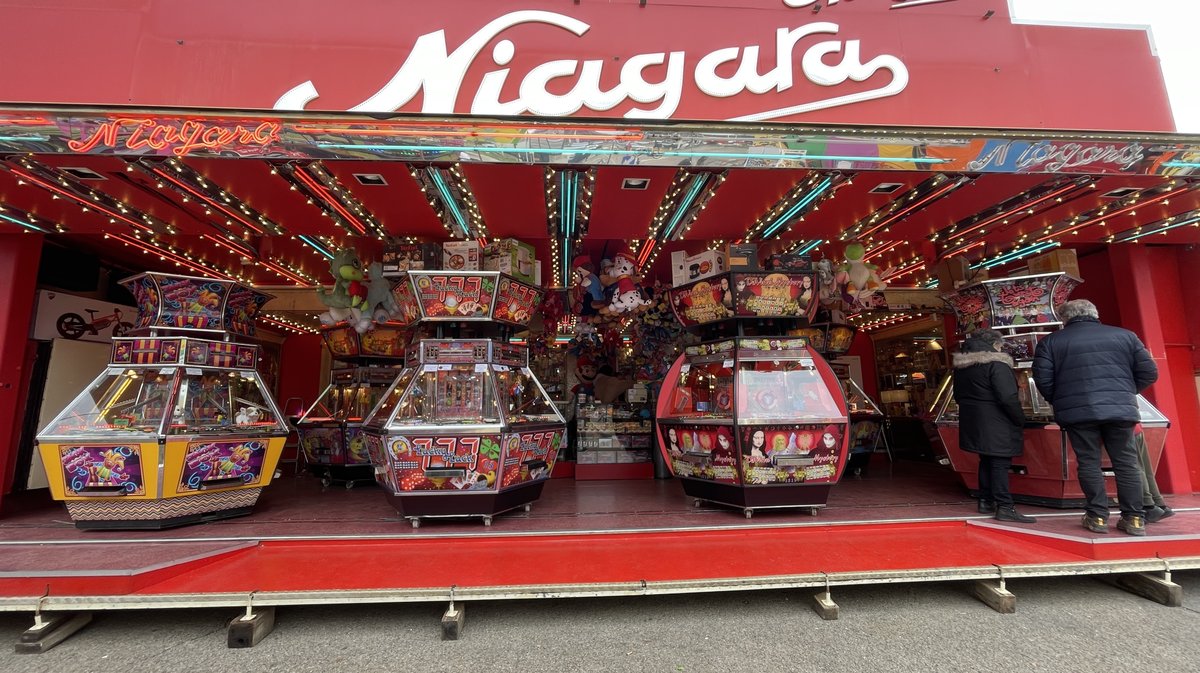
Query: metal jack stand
[
  {"left": 441, "top": 586, "right": 466, "bottom": 640},
  {"left": 15, "top": 589, "right": 92, "bottom": 654},
  {"left": 972, "top": 565, "right": 1017, "bottom": 613},
  {"left": 1104, "top": 558, "right": 1184, "bottom": 607},
  {"left": 228, "top": 592, "right": 276, "bottom": 648},
  {"left": 811, "top": 573, "right": 839, "bottom": 620}
]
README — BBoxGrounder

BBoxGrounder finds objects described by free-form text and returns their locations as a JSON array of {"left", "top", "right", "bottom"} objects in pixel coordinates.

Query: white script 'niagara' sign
[{"left": 273, "top": 10, "right": 908, "bottom": 122}]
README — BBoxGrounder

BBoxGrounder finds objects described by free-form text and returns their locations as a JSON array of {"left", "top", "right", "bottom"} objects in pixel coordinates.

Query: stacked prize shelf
[{"left": 575, "top": 402, "right": 655, "bottom": 480}]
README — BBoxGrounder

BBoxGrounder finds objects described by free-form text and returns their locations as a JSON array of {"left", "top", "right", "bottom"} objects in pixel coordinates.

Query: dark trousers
[
  {"left": 977, "top": 455, "right": 1014, "bottom": 508},
  {"left": 1064, "top": 422, "right": 1145, "bottom": 519}
]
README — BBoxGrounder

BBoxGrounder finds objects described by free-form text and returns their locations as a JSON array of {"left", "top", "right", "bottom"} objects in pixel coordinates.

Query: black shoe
[
  {"left": 1146, "top": 506, "right": 1175, "bottom": 523},
  {"left": 977, "top": 500, "right": 996, "bottom": 514},
  {"left": 1116, "top": 515, "right": 1146, "bottom": 536},
  {"left": 1082, "top": 515, "right": 1109, "bottom": 534},
  {"left": 995, "top": 506, "right": 1036, "bottom": 523}
]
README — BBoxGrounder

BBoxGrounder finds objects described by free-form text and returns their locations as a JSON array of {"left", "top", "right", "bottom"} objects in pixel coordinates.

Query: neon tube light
[
  {"left": 975, "top": 241, "right": 1060, "bottom": 270},
  {"left": 298, "top": 234, "right": 335, "bottom": 260},
  {"left": 1163, "top": 161, "right": 1200, "bottom": 168},
  {"left": 864, "top": 240, "right": 902, "bottom": 260},
  {"left": 11, "top": 169, "right": 154, "bottom": 233},
  {"left": 201, "top": 233, "right": 255, "bottom": 259},
  {"left": 317, "top": 143, "right": 949, "bottom": 164},
  {"left": 0, "top": 212, "right": 49, "bottom": 233},
  {"left": 795, "top": 239, "right": 824, "bottom": 256},
  {"left": 0, "top": 135, "right": 47, "bottom": 142},
  {"left": 1036, "top": 185, "right": 1194, "bottom": 242},
  {"left": 294, "top": 169, "right": 368, "bottom": 235},
  {"left": 762, "top": 177, "right": 832, "bottom": 239},
  {"left": 152, "top": 168, "right": 265, "bottom": 235},
  {"left": 428, "top": 168, "right": 471, "bottom": 238},
  {"left": 1117, "top": 215, "right": 1200, "bottom": 242},
  {"left": 856, "top": 178, "right": 965, "bottom": 240},
  {"left": 109, "top": 234, "right": 233, "bottom": 280},
  {"left": 947, "top": 180, "right": 1086, "bottom": 245},
  {"left": 662, "top": 174, "right": 709, "bottom": 240}
]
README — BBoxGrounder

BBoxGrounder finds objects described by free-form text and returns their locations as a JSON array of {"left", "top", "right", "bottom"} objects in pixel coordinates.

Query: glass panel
[
  {"left": 661, "top": 358, "right": 734, "bottom": 419},
  {"left": 42, "top": 368, "right": 174, "bottom": 437},
  {"left": 842, "top": 378, "right": 882, "bottom": 415},
  {"left": 364, "top": 368, "right": 415, "bottom": 429},
  {"left": 494, "top": 367, "right": 561, "bottom": 424},
  {"left": 168, "top": 369, "right": 283, "bottom": 434},
  {"left": 391, "top": 364, "right": 500, "bottom": 426},
  {"left": 301, "top": 384, "right": 336, "bottom": 422},
  {"left": 738, "top": 359, "right": 841, "bottom": 420},
  {"left": 1136, "top": 394, "right": 1169, "bottom": 424}
]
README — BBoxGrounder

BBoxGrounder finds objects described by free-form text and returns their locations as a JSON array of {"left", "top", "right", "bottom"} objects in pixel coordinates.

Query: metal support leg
[
  {"left": 1104, "top": 560, "right": 1182, "bottom": 607},
  {"left": 972, "top": 566, "right": 1016, "bottom": 614},
  {"left": 811, "top": 573, "right": 839, "bottom": 620},
  {"left": 228, "top": 593, "right": 276, "bottom": 648},
  {"left": 15, "top": 591, "right": 92, "bottom": 654},
  {"left": 441, "top": 586, "right": 466, "bottom": 640}
]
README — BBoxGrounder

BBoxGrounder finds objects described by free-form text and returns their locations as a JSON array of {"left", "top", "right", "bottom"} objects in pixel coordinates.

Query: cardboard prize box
[
  {"left": 484, "top": 238, "right": 536, "bottom": 284},
  {"left": 671, "top": 250, "right": 727, "bottom": 286},
  {"left": 1026, "top": 249, "right": 1080, "bottom": 279},
  {"left": 442, "top": 241, "right": 481, "bottom": 271}
]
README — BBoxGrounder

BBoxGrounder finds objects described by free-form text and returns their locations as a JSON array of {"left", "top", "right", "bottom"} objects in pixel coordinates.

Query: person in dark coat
[
  {"left": 952, "top": 329, "right": 1035, "bottom": 523},
  {"left": 1032, "top": 299, "right": 1158, "bottom": 536}
]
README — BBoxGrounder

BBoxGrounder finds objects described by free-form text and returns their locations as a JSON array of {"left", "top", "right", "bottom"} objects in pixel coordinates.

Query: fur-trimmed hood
[{"left": 952, "top": 350, "right": 1014, "bottom": 369}]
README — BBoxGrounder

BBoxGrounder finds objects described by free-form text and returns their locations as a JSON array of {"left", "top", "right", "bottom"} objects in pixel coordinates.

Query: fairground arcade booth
[{"left": 0, "top": 0, "right": 1199, "bottom": 645}]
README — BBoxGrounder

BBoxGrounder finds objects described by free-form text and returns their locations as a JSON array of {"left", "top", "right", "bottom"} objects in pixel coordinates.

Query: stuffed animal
[
  {"left": 317, "top": 248, "right": 368, "bottom": 328},
  {"left": 838, "top": 242, "right": 887, "bottom": 311},
  {"left": 572, "top": 255, "right": 606, "bottom": 316},
  {"left": 603, "top": 252, "right": 651, "bottom": 314}
]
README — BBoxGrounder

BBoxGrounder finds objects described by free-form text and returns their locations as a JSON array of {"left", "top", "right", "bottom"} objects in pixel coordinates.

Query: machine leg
[
  {"left": 14, "top": 612, "right": 92, "bottom": 654},
  {"left": 441, "top": 599, "right": 466, "bottom": 640},
  {"left": 972, "top": 579, "right": 1016, "bottom": 614},
  {"left": 1104, "top": 572, "right": 1183, "bottom": 608},
  {"left": 744, "top": 509, "right": 754, "bottom": 519},
  {"left": 227, "top": 606, "right": 276, "bottom": 648},
  {"left": 523, "top": 503, "right": 532, "bottom": 512},
  {"left": 482, "top": 516, "right": 492, "bottom": 527}
]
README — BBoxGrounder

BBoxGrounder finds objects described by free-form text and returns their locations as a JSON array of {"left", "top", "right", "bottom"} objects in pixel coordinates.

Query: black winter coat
[
  {"left": 952, "top": 340, "right": 1025, "bottom": 457},
  {"left": 1032, "top": 317, "right": 1158, "bottom": 425}
]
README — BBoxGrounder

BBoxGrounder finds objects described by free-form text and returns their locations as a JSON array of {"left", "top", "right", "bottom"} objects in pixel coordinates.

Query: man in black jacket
[{"left": 1033, "top": 299, "right": 1159, "bottom": 536}]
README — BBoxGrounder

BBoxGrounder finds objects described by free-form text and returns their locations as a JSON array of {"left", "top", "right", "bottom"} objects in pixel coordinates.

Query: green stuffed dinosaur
[{"left": 317, "top": 248, "right": 368, "bottom": 326}]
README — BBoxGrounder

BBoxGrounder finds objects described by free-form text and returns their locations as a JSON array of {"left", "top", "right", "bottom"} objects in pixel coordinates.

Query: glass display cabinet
[
  {"left": 935, "top": 272, "right": 1170, "bottom": 507},
  {"left": 363, "top": 339, "right": 565, "bottom": 527},
  {"left": 296, "top": 366, "right": 398, "bottom": 488},
  {"left": 36, "top": 273, "right": 288, "bottom": 529},
  {"left": 656, "top": 337, "right": 849, "bottom": 518}
]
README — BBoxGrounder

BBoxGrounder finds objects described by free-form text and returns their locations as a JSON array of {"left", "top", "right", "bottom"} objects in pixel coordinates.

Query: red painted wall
[
  {"left": 848, "top": 331, "right": 879, "bottom": 400},
  {"left": 277, "top": 333, "right": 325, "bottom": 418},
  {"left": 1073, "top": 248, "right": 1122, "bottom": 326},
  {"left": 0, "top": 235, "right": 43, "bottom": 509},
  {"left": 1109, "top": 245, "right": 1197, "bottom": 493},
  {"left": 0, "top": 1, "right": 1176, "bottom": 132}
]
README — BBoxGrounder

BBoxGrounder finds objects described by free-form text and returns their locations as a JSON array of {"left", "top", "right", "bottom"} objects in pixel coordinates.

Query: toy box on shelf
[
  {"left": 671, "top": 250, "right": 727, "bottom": 286},
  {"left": 484, "top": 238, "right": 537, "bottom": 285}
]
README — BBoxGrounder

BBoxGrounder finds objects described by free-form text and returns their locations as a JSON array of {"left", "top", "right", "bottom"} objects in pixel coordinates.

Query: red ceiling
[{"left": 3, "top": 154, "right": 1200, "bottom": 289}]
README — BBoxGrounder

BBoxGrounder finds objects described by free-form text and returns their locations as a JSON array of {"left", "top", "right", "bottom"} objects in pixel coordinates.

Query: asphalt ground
[{"left": 1, "top": 572, "right": 1197, "bottom": 673}]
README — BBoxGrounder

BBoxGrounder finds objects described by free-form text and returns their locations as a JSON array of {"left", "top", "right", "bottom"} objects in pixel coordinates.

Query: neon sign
[{"left": 67, "top": 118, "right": 281, "bottom": 156}]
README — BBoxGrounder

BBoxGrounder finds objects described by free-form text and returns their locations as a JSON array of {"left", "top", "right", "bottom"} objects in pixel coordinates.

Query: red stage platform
[{"left": 1, "top": 459, "right": 1197, "bottom": 611}]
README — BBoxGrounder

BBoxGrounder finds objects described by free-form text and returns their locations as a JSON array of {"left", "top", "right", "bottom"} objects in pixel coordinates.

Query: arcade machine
[
  {"left": 657, "top": 271, "right": 851, "bottom": 518},
  {"left": 363, "top": 271, "right": 565, "bottom": 527},
  {"left": 295, "top": 324, "right": 407, "bottom": 488},
  {"left": 795, "top": 322, "right": 890, "bottom": 475},
  {"left": 36, "top": 273, "right": 288, "bottom": 529},
  {"left": 933, "top": 272, "right": 1170, "bottom": 507}
]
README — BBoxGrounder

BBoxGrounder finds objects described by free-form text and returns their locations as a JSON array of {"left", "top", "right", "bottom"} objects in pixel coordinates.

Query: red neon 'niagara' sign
[{"left": 67, "top": 118, "right": 281, "bottom": 156}]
